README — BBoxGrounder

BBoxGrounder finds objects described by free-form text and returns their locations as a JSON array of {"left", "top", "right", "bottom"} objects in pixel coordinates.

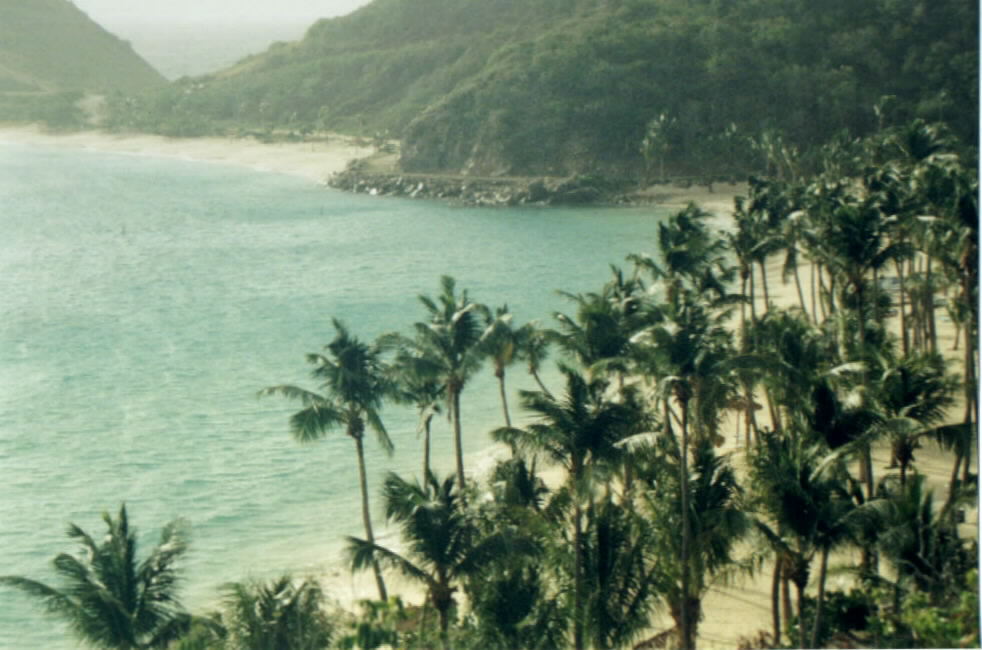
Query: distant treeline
[{"left": 102, "top": 0, "right": 977, "bottom": 178}]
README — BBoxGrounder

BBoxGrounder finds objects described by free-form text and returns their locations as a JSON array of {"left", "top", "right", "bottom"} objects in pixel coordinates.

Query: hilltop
[
  {"left": 0, "top": 0, "right": 165, "bottom": 128},
  {"left": 0, "top": 0, "right": 164, "bottom": 94}
]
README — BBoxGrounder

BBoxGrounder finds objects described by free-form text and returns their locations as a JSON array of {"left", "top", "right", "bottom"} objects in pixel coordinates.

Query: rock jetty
[{"left": 326, "top": 164, "right": 633, "bottom": 207}]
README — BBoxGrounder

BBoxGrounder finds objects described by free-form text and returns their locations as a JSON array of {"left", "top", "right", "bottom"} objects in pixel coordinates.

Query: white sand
[{"left": 0, "top": 125, "right": 374, "bottom": 184}]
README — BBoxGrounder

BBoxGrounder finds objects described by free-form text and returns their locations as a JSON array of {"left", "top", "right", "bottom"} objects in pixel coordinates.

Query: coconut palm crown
[
  {"left": 0, "top": 504, "right": 190, "bottom": 650},
  {"left": 260, "top": 318, "right": 394, "bottom": 601}
]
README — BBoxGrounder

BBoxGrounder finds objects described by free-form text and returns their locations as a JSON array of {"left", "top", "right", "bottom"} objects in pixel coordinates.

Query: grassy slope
[{"left": 0, "top": 0, "right": 165, "bottom": 94}]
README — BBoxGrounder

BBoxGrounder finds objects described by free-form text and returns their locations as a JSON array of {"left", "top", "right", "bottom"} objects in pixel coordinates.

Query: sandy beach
[
  {"left": 690, "top": 228, "right": 977, "bottom": 648},
  {"left": 636, "top": 181, "right": 746, "bottom": 220},
  {"left": 0, "top": 125, "right": 374, "bottom": 184}
]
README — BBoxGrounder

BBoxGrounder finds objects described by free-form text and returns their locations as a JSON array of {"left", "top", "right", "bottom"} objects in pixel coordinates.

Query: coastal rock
[{"left": 326, "top": 164, "right": 634, "bottom": 207}]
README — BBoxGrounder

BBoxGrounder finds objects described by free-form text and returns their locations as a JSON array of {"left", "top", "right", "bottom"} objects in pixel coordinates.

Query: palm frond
[
  {"left": 365, "top": 408, "right": 394, "bottom": 455},
  {"left": 0, "top": 575, "right": 77, "bottom": 616},
  {"left": 346, "top": 537, "right": 431, "bottom": 588},
  {"left": 257, "top": 384, "right": 326, "bottom": 407}
]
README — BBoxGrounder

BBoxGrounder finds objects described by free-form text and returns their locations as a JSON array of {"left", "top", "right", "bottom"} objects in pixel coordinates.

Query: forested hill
[
  {"left": 0, "top": 0, "right": 165, "bottom": 94},
  {"left": 107, "top": 0, "right": 977, "bottom": 178}
]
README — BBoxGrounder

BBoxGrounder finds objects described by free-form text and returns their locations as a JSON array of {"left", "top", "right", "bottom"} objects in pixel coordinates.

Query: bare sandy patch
[{"left": 0, "top": 125, "right": 374, "bottom": 183}]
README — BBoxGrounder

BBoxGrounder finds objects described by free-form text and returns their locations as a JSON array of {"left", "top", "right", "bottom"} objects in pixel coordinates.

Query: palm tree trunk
[
  {"left": 793, "top": 264, "right": 808, "bottom": 318},
  {"left": 496, "top": 370, "right": 512, "bottom": 428},
  {"left": 824, "top": 269, "right": 835, "bottom": 316},
  {"left": 747, "top": 385, "right": 759, "bottom": 447},
  {"left": 679, "top": 398, "right": 694, "bottom": 650},
  {"left": 781, "top": 567, "right": 793, "bottom": 638},
  {"left": 896, "top": 258, "right": 909, "bottom": 356},
  {"left": 572, "top": 466, "right": 585, "bottom": 650},
  {"left": 926, "top": 256, "right": 938, "bottom": 353},
  {"left": 950, "top": 452, "right": 963, "bottom": 494},
  {"left": 810, "top": 547, "right": 830, "bottom": 649},
  {"left": 740, "top": 273, "right": 748, "bottom": 347},
  {"left": 531, "top": 368, "right": 553, "bottom": 397},
  {"left": 355, "top": 435, "right": 388, "bottom": 602},
  {"left": 795, "top": 581, "right": 806, "bottom": 649},
  {"left": 437, "top": 603, "right": 451, "bottom": 650},
  {"left": 817, "top": 266, "right": 829, "bottom": 322},
  {"left": 962, "top": 279, "right": 977, "bottom": 432},
  {"left": 450, "top": 385, "right": 466, "bottom": 495},
  {"left": 758, "top": 260, "right": 771, "bottom": 313},
  {"left": 855, "top": 280, "right": 876, "bottom": 504},
  {"left": 810, "top": 260, "right": 818, "bottom": 324},
  {"left": 771, "top": 560, "right": 782, "bottom": 645},
  {"left": 750, "top": 265, "right": 759, "bottom": 336},
  {"left": 423, "top": 415, "right": 433, "bottom": 480}
]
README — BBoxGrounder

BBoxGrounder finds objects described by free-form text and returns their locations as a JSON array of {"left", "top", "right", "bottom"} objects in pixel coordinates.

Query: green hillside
[
  {"left": 106, "top": 0, "right": 977, "bottom": 177},
  {"left": 0, "top": 0, "right": 164, "bottom": 95}
]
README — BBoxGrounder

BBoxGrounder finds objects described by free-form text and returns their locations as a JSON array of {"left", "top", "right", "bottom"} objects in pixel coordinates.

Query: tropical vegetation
[
  {"left": 3, "top": 115, "right": 976, "bottom": 648},
  {"left": 96, "top": 0, "right": 976, "bottom": 180}
]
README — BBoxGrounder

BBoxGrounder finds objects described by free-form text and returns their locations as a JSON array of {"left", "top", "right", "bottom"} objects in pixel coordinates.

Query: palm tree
[
  {"left": 550, "top": 289, "right": 636, "bottom": 377},
  {"left": 743, "top": 177, "right": 794, "bottom": 313},
  {"left": 871, "top": 350, "right": 957, "bottom": 485},
  {"left": 862, "top": 474, "right": 975, "bottom": 602},
  {"left": 493, "top": 365, "right": 639, "bottom": 650},
  {"left": 219, "top": 575, "right": 334, "bottom": 650},
  {"left": 629, "top": 203, "right": 732, "bottom": 305},
  {"left": 0, "top": 504, "right": 191, "bottom": 649},
  {"left": 465, "top": 563, "right": 565, "bottom": 650},
  {"left": 912, "top": 147, "right": 978, "bottom": 469},
  {"left": 516, "top": 320, "right": 554, "bottom": 397},
  {"left": 260, "top": 319, "right": 393, "bottom": 601},
  {"left": 639, "top": 437, "right": 750, "bottom": 650},
  {"left": 781, "top": 208, "right": 811, "bottom": 319},
  {"left": 748, "top": 432, "right": 856, "bottom": 649},
  {"left": 411, "top": 275, "right": 487, "bottom": 494},
  {"left": 465, "top": 459, "right": 562, "bottom": 650},
  {"left": 481, "top": 304, "right": 521, "bottom": 428},
  {"left": 728, "top": 198, "right": 763, "bottom": 338},
  {"left": 629, "top": 286, "right": 739, "bottom": 650},
  {"left": 347, "top": 472, "right": 521, "bottom": 650},
  {"left": 580, "top": 497, "right": 661, "bottom": 649},
  {"left": 389, "top": 346, "right": 444, "bottom": 480},
  {"left": 821, "top": 196, "right": 911, "bottom": 500},
  {"left": 750, "top": 309, "right": 829, "bottom": 433}
]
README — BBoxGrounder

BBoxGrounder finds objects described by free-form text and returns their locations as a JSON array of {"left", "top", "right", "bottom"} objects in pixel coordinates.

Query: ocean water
[{"left": 0, "top": 142, "right": 670, "bottom": 648}]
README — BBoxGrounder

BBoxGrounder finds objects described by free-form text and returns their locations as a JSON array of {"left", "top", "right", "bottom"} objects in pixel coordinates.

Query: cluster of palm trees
[{"left": 3, "top": 117, "right": 977, "bottom": 649}]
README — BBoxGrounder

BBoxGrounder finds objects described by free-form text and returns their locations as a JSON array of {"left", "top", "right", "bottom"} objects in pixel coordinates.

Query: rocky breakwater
[{"left": 327, "top": 163, "right": 631, "bottom": 207}]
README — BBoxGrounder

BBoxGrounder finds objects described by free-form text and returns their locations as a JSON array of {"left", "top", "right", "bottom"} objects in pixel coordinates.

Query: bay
[{"left": 0, "top": 142, "right": 667, "bottom": 648}]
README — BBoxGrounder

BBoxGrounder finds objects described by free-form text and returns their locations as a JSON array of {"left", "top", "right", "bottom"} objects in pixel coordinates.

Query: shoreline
[
  {"left": 0, "top": 125, "right": 375, "bottom": 184},
  {"left": 0, "top": 124, "right": 746, "bottom": 215}
]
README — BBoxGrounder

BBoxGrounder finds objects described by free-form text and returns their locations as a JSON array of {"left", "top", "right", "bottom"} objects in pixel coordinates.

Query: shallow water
[{"left": 0, "top": 142, "right": 668, "bottom": 648}]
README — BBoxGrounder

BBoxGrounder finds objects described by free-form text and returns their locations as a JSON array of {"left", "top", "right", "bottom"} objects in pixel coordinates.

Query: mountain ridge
[{"left": 0, "top": 0, "right": 165, "bottom": 94}]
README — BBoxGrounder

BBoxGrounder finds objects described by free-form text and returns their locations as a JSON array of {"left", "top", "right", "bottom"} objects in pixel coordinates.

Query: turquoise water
[{"left": 0, "top": 142, "right": 668, "bottom": 648}]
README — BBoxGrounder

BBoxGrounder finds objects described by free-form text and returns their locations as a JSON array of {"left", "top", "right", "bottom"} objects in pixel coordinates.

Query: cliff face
[
  {"left": 394, "top": 0, "right": 979, "bottom": 179},
  {"left": 0, "top": 0, "right": 165, "bottom": 94},
  {"left": 400, "top": 87, "right": 635, "bottom": 178}
]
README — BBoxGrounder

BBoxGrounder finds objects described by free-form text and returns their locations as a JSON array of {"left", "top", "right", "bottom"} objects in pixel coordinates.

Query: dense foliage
[{"left": 103, "top": 0, "right": 977, "bottom": 178}]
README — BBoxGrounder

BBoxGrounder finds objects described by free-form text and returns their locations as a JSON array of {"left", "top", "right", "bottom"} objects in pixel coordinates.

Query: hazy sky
[{"left": 72, "top": 0, "right": 372, "bottom": 26}]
